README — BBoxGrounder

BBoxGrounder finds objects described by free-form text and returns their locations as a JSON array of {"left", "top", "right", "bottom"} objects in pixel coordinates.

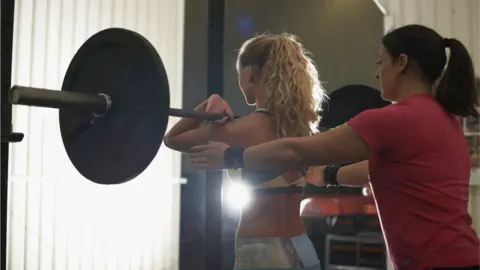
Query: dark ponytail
[
  {"left": 382, "top": 25, "right": 479, "bottom": 118},
  {"left": 436, "top": 38, "right": 479, "bottom": 118}
]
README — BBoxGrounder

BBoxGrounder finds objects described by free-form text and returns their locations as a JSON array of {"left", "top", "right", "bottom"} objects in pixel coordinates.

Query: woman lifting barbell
[
  {"left": 188, "top": 24, "right": 480, "bottom": 270},
  {"left": 164, "top": 33, "right": 325, "bottom": 269}
]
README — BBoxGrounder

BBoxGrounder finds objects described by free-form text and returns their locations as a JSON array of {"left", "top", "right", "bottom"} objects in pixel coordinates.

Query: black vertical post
[
  {"left": 180, "top": 0, "right": 225, "bottom": 269},
  {"left": 1, "top": 0, "right": 16, "bottom": 268},
  {"left": 206, "top": 0, "right": 225, "bottom": 270}
]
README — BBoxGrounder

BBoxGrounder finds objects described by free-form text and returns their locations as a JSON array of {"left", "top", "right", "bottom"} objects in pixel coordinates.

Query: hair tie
[{"left": 443, "top": 38, "right": 452, "bottom": 48}]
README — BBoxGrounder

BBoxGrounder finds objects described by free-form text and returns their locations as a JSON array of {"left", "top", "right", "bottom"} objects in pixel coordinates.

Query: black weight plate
[
  {"left": 319, "top": 84, "right": 391, "bottom": 129},
  {"left": 59, "top": 28, "right": 170, "bottom": 185},
  {"left": 312, "top": 85, "right": 390, "bottom": 196}
]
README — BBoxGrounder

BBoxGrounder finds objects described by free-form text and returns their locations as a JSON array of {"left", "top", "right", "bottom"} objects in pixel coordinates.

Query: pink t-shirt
[{"left": 348, "top": 94, "right": 479, "bottom": 269}]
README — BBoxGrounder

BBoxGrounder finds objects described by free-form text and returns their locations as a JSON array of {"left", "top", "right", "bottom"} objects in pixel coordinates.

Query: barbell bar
[
  {"left": 10, "top": 86, "right": 230, "bottom": 121},
  {"left": 8, "top": 27, "right": 230, "bottom": 185}
]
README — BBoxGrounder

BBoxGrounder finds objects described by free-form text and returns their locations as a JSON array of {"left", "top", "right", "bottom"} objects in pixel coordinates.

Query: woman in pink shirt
[{"left": 189, "top": 24, "right": 480, "bottom": 270}]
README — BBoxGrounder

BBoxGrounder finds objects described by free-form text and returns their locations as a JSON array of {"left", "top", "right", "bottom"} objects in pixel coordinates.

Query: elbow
[
  {"left": 163, "top": 136, "right": 175, "bottom": 150},
  {"left": 163, "top": 136, "right": 183, "bottom": 152},
  {"left": 163, "top": 135, "right": 196, "bottom": 153}
]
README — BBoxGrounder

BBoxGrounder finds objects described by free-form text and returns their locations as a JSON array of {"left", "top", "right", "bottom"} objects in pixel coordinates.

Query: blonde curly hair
[{"left": 237, "top": 33, "right": 326, "bottom": 138}]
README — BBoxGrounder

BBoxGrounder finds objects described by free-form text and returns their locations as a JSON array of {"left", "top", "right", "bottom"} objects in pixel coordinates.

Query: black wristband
[
  {"left": 324, "top": 165, "right": 341, "bottom": 186},
  {"left": 223, "top": 147, "right": 245, "bottom": 169}
]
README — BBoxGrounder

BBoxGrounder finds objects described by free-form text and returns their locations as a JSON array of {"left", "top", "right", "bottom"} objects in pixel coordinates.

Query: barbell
[{"left": 8, "top": 28, "right": 230, "bottom": 185}]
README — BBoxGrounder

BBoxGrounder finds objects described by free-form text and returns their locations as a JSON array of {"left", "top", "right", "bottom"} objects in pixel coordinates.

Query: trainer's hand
[
  {"left": 189, "top": 141, "right": 230, "bottom": 170},
  {"left": 305, "top": 166, "right": 326, "bottom": 185}
]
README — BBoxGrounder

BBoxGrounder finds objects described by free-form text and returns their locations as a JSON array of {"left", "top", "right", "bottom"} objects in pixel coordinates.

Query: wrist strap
[
  {"left": 223, "top": 147, "right": 245, "bottom": 169},
  {"left": 324, "top": 165, "right": 341, "bottom": 186}
]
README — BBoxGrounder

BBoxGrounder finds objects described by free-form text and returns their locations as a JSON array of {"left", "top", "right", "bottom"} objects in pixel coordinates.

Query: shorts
[{"left": 234, "top": 234, "right": 321, "bottom": 270}]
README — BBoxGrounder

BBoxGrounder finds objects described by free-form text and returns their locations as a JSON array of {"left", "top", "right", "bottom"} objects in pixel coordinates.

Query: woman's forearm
[
  {"left": 243, "top": 137, "right": 301, "bottom": 171},
  {"left": 337, "top": 160, "right": 369, "bottom": 186},
  {"left": 164, "top": 100, "right": 208, "bottom": 145}
]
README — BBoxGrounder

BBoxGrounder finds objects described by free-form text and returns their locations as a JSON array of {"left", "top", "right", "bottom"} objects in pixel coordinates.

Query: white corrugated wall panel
[
  {"left": 7, "top": 0, "right": 184, "bottom": 269},
  {"left": 381, "top": 0, "right": 480, "bottom": 72}
]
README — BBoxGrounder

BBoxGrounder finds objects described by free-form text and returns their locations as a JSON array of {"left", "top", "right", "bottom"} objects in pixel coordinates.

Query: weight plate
[
  {"left": 59, "top": 28, "right": 170, "bottom": 185},
  {"left": 311, "top": 85, "right": 390, "bottom": 196},
  {"left": 319, "top": 84, "right": 391, "bottom": 129}
]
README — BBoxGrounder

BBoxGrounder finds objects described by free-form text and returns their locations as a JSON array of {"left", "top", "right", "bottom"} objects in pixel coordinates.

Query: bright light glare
[
  {"left": 362, "top": 186, "right": 369, "bottom": 196},
  {"left": 224, "top": 182, "right": 251, "bottom": 210},
  {"left": 362, "top": 185, "right": 373, "bottom": 196}
]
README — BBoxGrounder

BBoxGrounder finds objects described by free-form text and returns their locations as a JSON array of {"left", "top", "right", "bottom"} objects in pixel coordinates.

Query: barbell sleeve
[{"left": 10, "top": 86, "right": 109, "bottom": 114}]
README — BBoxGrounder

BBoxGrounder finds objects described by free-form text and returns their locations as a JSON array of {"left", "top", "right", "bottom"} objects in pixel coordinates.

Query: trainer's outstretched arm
[{"left": 242, "top": 124, "right": 372, "bottom": 171}]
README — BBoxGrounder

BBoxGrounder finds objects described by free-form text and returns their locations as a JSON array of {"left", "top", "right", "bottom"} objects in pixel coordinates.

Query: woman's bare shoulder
[{"left": 223, "top": 113, "right": 276, "bottom": 147}]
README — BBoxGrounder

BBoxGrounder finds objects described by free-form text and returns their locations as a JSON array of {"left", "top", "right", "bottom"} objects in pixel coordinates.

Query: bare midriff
[{"left": 236, "top": 193, "right": 305, "bottom": 238}]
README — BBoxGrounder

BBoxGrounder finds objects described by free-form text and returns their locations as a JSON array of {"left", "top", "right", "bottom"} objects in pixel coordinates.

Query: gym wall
[
  {"left": 7, "top": 0, "right": 184, "bottom": 270},
  {"left": 376, "top": 0, "right": 480, "bottom": 235},
  {"left": 224, "top": 0, "right": 384, "bottom": 117}
]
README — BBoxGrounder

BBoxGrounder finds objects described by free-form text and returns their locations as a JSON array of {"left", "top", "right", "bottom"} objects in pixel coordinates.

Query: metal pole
[
  {"left": 1, "top": 0, "right": 16, "bottom": 268},
  {"left": 205, "top": 0, "right": 225, "bottom": 269}
]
